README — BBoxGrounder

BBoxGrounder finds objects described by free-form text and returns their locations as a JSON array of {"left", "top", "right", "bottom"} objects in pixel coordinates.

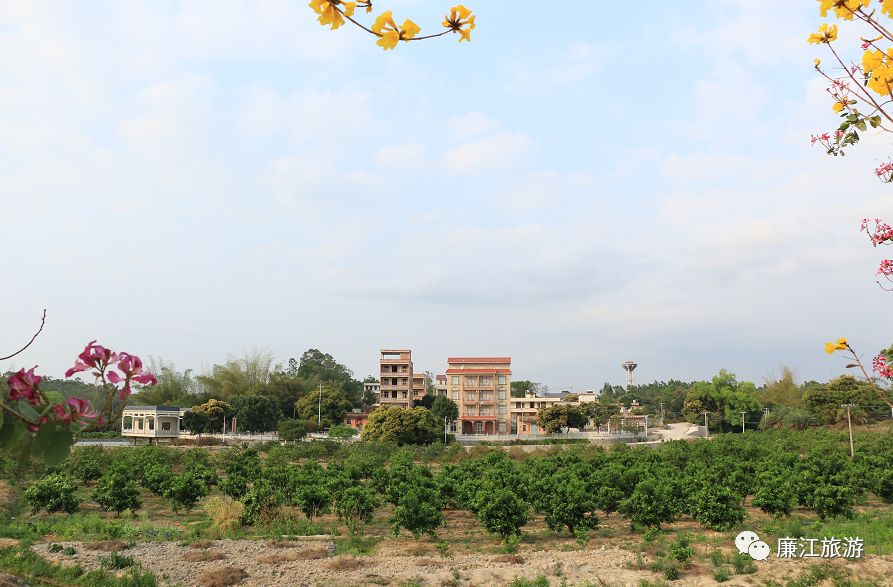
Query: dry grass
[
  {"left": 492, "top": 554, "right": 525, "bottom": 564},
  {"left": 0, "top": 539, "right": 18, "bottom": 549},
  {"left": 182, "top": 551, "right": 227, "bottom": 562},
  {"left": 0, "top": 481, "right": 15, "bottom": 510},
  {"left": 198, "top": 567, "right": 248, "bottom": 587},
  {"left": 264, "top": 539, "right": 301, "bottom": 548},
  {"left": 204, "top": 496, "right": 244, "bottom": 534},
  {"left": 85, "top": 540, "right": 129, "bottom": 551},
  {"left": 187, "top": 540, "right": 216, "bottom": 549},
  {"left": 325, "top": 556, "right": 366, "bottom": 572}
]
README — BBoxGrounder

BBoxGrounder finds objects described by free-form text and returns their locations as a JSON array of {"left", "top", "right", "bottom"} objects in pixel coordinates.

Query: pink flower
[
  {"left": 65, "top": 340, "right": 118, "bottom": 377},
  {"left": 54, "top": 397, "right": 98, "bottom": 424},
  {"left": 862, "top": 42, "right": 871, "bottom": 49},
  {"left": 835, "top": 129, "right": 845, "bottom": 138},
  {"left": 112, "top": 352, "right": 157, "bottom": 400},
  {"left": 878, "top": 259, "right": 893, "bottom": 275},
  {"left": 872, "top": 354, "right": 893, "bottom": 379},
  {"left": 7, "top": 367, "right": 41, "bottom": 405}
]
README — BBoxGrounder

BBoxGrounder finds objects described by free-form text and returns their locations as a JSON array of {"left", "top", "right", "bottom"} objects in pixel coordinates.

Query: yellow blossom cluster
[
  {"left": 818, "top": 0, "right": 870, "bottom": 20},
  {"left": 308, "top": 2, "right": 475, "bottom": 49},
  {"left": 825, "top": 337, "right": 849, "bottom": 354},
  {"left": 808, "top": 23, "right": 839, "bottom": 44},
  {"left": 863, "top": 47, "right": 893, "bottom": 94}
]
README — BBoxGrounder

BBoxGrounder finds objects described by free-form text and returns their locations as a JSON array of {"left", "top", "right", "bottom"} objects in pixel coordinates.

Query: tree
[
  {"left": 430, "top": 396, "right": 459, "bottom": 425},
  {"left": 511, "top": 380, "right": 541, "bottom": 398},
  {"left": 192, "top": 399, "right": 232, "bottom": 433},
  {"left": 682, "top": 370, "right": 760, "bottom": 432},
  {"left": 328, "top": 424, "right": 358, "bottom": 438},
  {"left": 335, "top": 485, "right": 379, "bottom": 533},
  {"left": 232, "top": 395, "right": 281, "bottom": 432},
  {"left": 537, "top": 404, "right": 588, "bottom": 433},
  {"left": 541, "top": 471, "right": 599, "bottom": 535},
  {"left": 295, "top": 387, "right": 352, "bottom": 428},
  {"left": 290, "top": 462, "right": 331, "bottom": 521},
  {"left": 24, "top": 474, "right": 81, "bottom": 514},
  {"left": 196, "top": 350, "right": 273, "bottom": 400},
  {"left": 278, "top": 419, "right": 309, "bottom": 442},
  {"left": 391, "top": 485, "right": 445, "bottom": 538},
  {"left": 752, "top": 465, "right": 796, "bottom": 517},
  {"left": 587, "top": 401, "right": 620, "bottom": 428},
  {"left": 93, "top": 470, "right": 142, "bottom": 516},
  {"left": 164, "top": 473, "right": 208, "bottom": 514},
  {"left": 182, "top": 410, "right": 209, "bottom": 434},
  {"left": 142, "top": 463, "right": 174, "bottom": 496},
  {"left": 475, "top": 485, "right": 529, "bottom": 540},
  {"left": 361, "top": 376, "right": 379, "bottom": 406},
  {"left": 361, "top": 406, "right": 440, "bottom": 445},
  {"left": 619, "top": 476, "right": 678, "bottom": 529},
  {"left": 689, "top": 485, "right": 745, "bottom": 531},
  {"left": 130, "top": 359, "right": 201, "bottom": 407},
  {"left": 64, "top": 445, "right": 108, "bottom": 484},
  {"left": 263, "top": 370, "right": 309, "bottom": 418},
  {"left": 241, "top": 479, "right": 280, "bottom": 525}
]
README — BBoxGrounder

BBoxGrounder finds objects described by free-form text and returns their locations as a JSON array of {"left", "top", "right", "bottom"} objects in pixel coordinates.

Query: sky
[{"left": 3, "top": 0, "right": 893, "bottom": 392}]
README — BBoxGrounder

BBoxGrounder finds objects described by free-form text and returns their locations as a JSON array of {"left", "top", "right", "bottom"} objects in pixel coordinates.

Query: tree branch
[{"left": 0, "top": 309, "right": 47, "bottom": 361}]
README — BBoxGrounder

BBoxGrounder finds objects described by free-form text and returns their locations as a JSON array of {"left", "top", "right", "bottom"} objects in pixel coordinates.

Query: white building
[
  {"left": 363, "top": 379, "right": 381, "bottom": 404},
  {"left": 121, "top": 406, "right": 189, "bottom": 440}
]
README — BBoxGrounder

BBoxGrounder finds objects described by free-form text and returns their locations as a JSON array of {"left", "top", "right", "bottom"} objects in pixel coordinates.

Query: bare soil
[{"left": 31, "top": 539, "right": 893, "bottom": 586}]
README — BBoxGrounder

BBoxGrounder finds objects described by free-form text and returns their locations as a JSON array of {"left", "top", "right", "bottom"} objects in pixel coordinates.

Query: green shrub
[
  {"left": 24, "top": 474, "right": 81, "bottom": 514},
  {"left": 689, "top": 485, "right": 745, "bottom": 531},
  {"left": 390, "top": 485, "right": 444, "bottom": 538},
  {"left": 509, "top": 576, "right": 549, "bottom": 587},
  {"left": 64, "top": 446, "right": 108, "bottom": 484},
  {"left": 93, "top": 471, "right": 142, "bottom": 516},
  {"left": 475, "top": 486, "right": 529, "bottom": 540},
  {"left": 163, "top": 473, "right": 207, "bottom": 514},
  {"left": 328, "top": 425, "right": 358, "bottom": 438},
  {"left": 101, "top": 552, "right": 135, "bottom": 569},
  {"left": 669, "top": 534, "right": 693, "bottom": 565},
  {"left": 711, "top": 566, "right": 730, "bottom": 582},
  {"left": 731, "top": 552, "right": 756, "bottom": 574}
]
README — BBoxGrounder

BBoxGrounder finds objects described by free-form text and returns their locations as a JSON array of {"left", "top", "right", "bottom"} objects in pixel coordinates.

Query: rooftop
[{"left": 447, "top": 357, "right": 511, "bottom": 364}]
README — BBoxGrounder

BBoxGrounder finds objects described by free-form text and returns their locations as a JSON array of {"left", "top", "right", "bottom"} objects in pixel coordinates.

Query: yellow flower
[
  {"left": 825, "top": 337, "right": 849, "bottom": 354},
  {"left": 372, "top": 11, "right": 420, "bottom": 50},
  {"left": 818, "top": 0, "right": 870, "bottom": 20},
  {"left": 309, "top": 0, "right": 351, "bottom": 30},
  {"left": 808, "top": 23, "right": 838, "bottom": 44},
  {"left": 443, "top": 5, "right": 476, "bottom": 42},
  {"left": 815, "top": 58, "right": 822, "bottom": 66},
  {"left": 884, "top": 0, "right": 893, "bottom": 18},
  {"left": 833, "top": 100, "right": 846, "bottom": 112},
  {"left": 863, "top": 48, "right": 893, "bottom": 95}
]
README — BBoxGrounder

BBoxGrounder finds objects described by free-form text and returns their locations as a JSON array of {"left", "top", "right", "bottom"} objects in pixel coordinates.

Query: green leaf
[
  {"left": 845, "top": 364, "right": 859, "bottom": 368},
  {"left": 32, "top": 424, "right": 73, "bottom": 466},
  {"left": 0, "top": 416, "right": 29, "bottom": 454},
  {"left": 44, "top": 391, "right": 65, "bottom": 406},
  {"left": 856, "top": 121, "right": 867, "bottom": 131},
  {"left": 16, "top": 400, "right": 40, "bottom": 424}
]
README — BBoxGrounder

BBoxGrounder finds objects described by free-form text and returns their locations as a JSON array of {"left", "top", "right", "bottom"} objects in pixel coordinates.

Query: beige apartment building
[
  {"left": 509, "top": 392, "right": 562, "bottom": 435},
  {"left": 434, "top": 374, "right": 447, "bottom": 396},
  {"left": 447, "top": 357, "right": 511, "bottom": 435},
  {"left": 379, "top": 349, "right": 427, "bottom": 408}
]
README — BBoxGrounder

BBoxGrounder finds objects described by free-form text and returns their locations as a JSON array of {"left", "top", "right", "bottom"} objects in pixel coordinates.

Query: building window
[
  {"left": 498, "top": 375, "right": 507, "bottom": 384},
  {"left": 452, "top": 392, "right": 459, "bottom": 400},
  {"left": 122, "top": 416, "right": 133, "bottom": 430},
  {"left": 147, "top": 418, "right": 154, "bottom": 431},
  {"left": 464, "top": 376, "right": 477, "bottom": 386},
  {"left": 161, "top": 421, "right": 171, "bottom": 431},
  {"left": 449, "top": 421, "right": 457, "bottom": 432},
  {"left": 474, "top": 422, "right": 484, "bottom": 434},
  {"left": 480, "top": 407, "right": 491, "bottom": 416},
  {"left": 135, "top": 418, "right": 144, "bottom": 430},
  {"left": 465, "top": 392, "right": 477, "bottom": 402},
  {"left": 498, "top": 390, "right": 506, "bottom": 400},
  {"left": 480, "top": 392, "right": 491, "bottom": 402},
  {"left": 498, "top": 403, "right": 506, "bottom": 415},
  {"left": 451, "top": 375, "right": 459, "bottom": 385},
  {"left": 480, "top": 377, "right": 491, "bottom": 386}
]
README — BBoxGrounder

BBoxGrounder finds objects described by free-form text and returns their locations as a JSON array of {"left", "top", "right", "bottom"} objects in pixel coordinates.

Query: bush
[
  {"left": 689, "top": 485, "right": 745, "bottom": 531},
  {"left": 619, "top": 477, "right": 677, "bottom": 529},
  {"left": 334, "top": 485, "right": 379, "bottom": 533},
  {"left": 24, "top": 474, "right": 81, "bottom": 514},
  {"left": 101, "top": 552, "right": 135, "bottom": 569},
  {"left": 240, "top": 479, "right": 280, "bottom": 526},
  {"left": 669, "top": 534, "right": 694, "bottom": 566},
  {"left": 509, "top": 577, "right": 549, "bottom": 587},
  {"left": 141, "top": 463, "right": 174, "bottom": 496},
  {"left": 278, "top": 419, "right": 309, "bottom": 442},
  {"left": 328, "top": 425, "right": 358, "bottom": 439},
  {"left": 163, "top": 473, "right": 207, "bottom": 513},
  {"left": 731, "top": 552, "right": 757, "bottom": 574},
  {"left": 204, "top": 496, "right": 245, "bottom": 533},
  {"left": 711, "top": 567, "right": 730, "bottom": 583},
  {"left": 93, "top": 471, "right": 142, "bottom": 516},
  {"left": 475, "top": 486, "right": 529, "bottom": 540},
  {"left": 812, "top": 483, "right": 855, "bottom": 520},
  {"left": 64, "top": 446, "right": 108, "bottom": 484},
  {"left": 390, "top": 485, "right": 444, "bottom": 538}
]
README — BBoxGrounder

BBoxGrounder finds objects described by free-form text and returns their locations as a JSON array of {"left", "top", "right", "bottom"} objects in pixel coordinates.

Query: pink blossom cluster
[
  {"left": 811, "top": 132, "right": 832, "bottom": 144},
  {"left": 875, "top": 162, "right": 893, "bottom": 183},
  {"left": 879, "top": 259, "right": 893, "bottom": 275},
  {"left": 6, "top": 366, "right": 98, "bottom": 431},
  {"left": 872, "top": 354, "right": 893, "bottom": 379},
  {"left": 65, "top": 341, "right": 157, "bottom": 401},
  {"left": 860, "top": 218, "right": 893, "bottom": 245}
]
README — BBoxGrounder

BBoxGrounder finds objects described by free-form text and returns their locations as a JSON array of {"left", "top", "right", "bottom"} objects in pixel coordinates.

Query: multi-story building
[
  {"left": 447, "top": 357, "right": 511, "bottom": 435},
  {"left": 379, "top": 349, "right": 423, "bottom": 408},
  {"left": 509, "top": 392, "right": 562, "bottom": 435},
  {"left": 363, "top": 379, "right": 381, "bottom": 405},
  {"left": 434, "top": 374, "right": 447, "bottom": 397}
]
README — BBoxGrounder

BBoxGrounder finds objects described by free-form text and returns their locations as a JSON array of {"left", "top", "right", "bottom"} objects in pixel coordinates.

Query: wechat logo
[{"left": 736, "top": 531, "right": 771, "bottom": 561}]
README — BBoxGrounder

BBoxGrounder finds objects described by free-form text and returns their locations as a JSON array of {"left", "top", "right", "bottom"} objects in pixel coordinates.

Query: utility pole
[
  {"left": 659, "top": 402, "right": 665, "bottom": 422},
  {"left": 741, "top": 411, "right": 746, "bottom": 434},
  {"left": 842, "top": 403, "right": 855, "bottom": 458},
  {"left": 444, "top": 416, "right": 448, "bottom": 443},
  {"left": 318, "top": 384, "right": 324, "bottom": 428},
  {"left": 703, "top": 411, "right": 709, "bottom": 438},
  {"left": 644, "top": 414, "right": 649, "bottom": 439}
]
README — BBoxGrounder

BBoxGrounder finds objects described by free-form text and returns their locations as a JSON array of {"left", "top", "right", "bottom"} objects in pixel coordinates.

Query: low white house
[{"left": 121, "top": 406, "right": 189, "bottom": 440}]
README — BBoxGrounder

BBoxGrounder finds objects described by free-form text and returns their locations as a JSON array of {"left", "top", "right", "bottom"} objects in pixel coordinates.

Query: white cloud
[
  {"left": 374, "top": 143, "right": 428, "bottom": 170},
  {"left": 506, "top": 41, "right": 608, "bottom": 92},
  {"left": 443, "top": 131, "right": 534, "bottom": 175},
  {"left": 448, "top": 111, "right": 500, "bottom": 139}
]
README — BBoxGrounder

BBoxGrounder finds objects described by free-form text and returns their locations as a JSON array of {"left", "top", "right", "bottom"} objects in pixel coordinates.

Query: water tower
[{"left": 621, "top": 361, "right": 637, "bottom": 389}]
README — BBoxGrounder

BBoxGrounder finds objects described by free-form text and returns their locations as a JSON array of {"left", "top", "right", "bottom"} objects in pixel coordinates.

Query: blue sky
[{"left": 3, "top": 0, "right": 893, "bottom": 391}]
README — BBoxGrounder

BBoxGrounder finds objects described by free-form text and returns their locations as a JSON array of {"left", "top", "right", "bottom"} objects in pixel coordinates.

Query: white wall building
[{"left": 121, "top": 406, "right": 189, "bottom": 440}]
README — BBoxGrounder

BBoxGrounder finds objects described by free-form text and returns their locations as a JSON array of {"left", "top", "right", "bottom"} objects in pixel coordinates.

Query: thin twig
[{"left": 0, "top": 309, "right": 47, "bottom": 361}]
